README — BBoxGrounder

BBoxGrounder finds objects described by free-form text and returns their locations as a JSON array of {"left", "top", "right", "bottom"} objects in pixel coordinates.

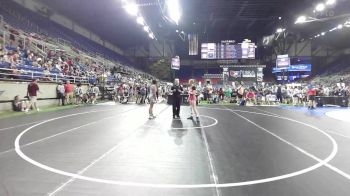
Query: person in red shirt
[
  {"left": 246, "top": 89, "right": 257, "bottom": 105},
  {"left": 307, "top": 87, "right": 317, "bottom": 109},
  {"left": 27, "top": 79, "right": 40, "bottom": 111},
  {"left": 64, "top": 80, "right": 74, "bottom": 104}
]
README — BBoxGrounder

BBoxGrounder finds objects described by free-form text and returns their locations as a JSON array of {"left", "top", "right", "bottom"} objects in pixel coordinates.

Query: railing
[{"left": 0, "top": 67, "right": 90, "bottom": 84}]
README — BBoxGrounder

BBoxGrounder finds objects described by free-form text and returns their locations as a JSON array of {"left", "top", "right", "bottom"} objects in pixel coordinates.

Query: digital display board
[
  {"left": 276, "top": 54, "right": 290, "bottom": 69},
  {"left": 201, "top": 42, "right": 256, "bottom": 59},
  {"left": 171, "top": 56, "right": 180, "bottom": 70},
  {"left": 201, "top": 43, "right": 216, "bottom": 59}
]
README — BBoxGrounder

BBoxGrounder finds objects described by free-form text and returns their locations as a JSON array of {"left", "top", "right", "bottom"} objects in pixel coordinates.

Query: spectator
[
  {"left": 237, "top": 83, "right": 245, "bottom": 104},
  {"left": 135, "top": 84, "right": 142, "bottom": 104},
  {"left": 276, "top": 84, "right": 283, "bottom": 103},
  {"left": 218, "top": 88, "right": 224, "bottom": 101},
  {"left": 64, "top": 80, "right": 74, "bottom": 104},
  {"left": 246, "top": 89, "right": 257, "bottom": 105},
  {"left": 56, "top": 81, "right": 65, "bottom": 106},
  {"left": 75, "top": 83, "right": 84, "bottom": 105},
  {"left": 27, "top": 79, "right": 40, "bottom": 111},
  {"left": 12, "top": 95, "right": 28, "bottom": 112},
  {"left": 87, "top": 84, "right": 94, "bottom": 103},
  {"left": 207, "top": 82, "right": 213, "bottom": 103},
  {"left": 307, "top": 85, "right": 317, "bottom": 109},
  {"left": 140, "top": 84, "right": 147, "bottom": 104},
  {"left": 91, "top": 84, "right": 100, "bottom": 104}
]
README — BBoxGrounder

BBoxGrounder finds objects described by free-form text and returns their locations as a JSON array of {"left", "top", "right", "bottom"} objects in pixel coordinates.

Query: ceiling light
[
  {"left": 337, "top": 24, "right": 343, "bottom": 29},
  {"left": 326, "top": 0, "right": 336, "bottom": 5},
  {"left": 345, "top": 21, "right": 350, "bottom": 27},
  {"left": 143, "top": 25, "right": 150, "bottom": 32},
  {"left": 166, "top": 0, "right": 181, "bottom": 25},
  {"left": 315, "top": 3, "right": 325, "bottom": 12},
  {"left": 321, "top": 32, "right": 326, "bottom": 36},
  {"left": 295, "top": 16, "right": 307, "bottom": 24},
  {"left": 149, "top": 33, "right": 155, "bottom": 39},
  {"left": 123, "top": 3, "right": 139, "bottom": 16},
  {"left": 278, "top": 17, "right": 282, "bottom": 20},
  {"left": 136, "top": 16, "right": 145, "bottom": 25},
  {"left": 181, "top": 30, "right": 184, "bottom": 34},
  {"left": 276, "top": 28, "right": 285, "bottom": 33},
  {"left": 176, "top": 30, "right": 179, "bottom": 33}
]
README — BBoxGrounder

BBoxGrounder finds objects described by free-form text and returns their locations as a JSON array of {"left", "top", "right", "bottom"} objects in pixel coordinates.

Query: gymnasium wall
[{"left": 0, "top": 81, "right": 88, "bottom": 111}]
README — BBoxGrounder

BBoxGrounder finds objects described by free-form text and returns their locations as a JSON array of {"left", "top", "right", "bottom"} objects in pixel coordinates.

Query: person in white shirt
[
  {"left": 91, "top": 84, "right": 100, "bottom": 104},
  {"left": 323, "top": 87, "right": 330, "bottom": 96},
  {"left": 292, "top": 87, "right": 300, "bottom": 106},
  {"left": 56, "top": 82, "right": 65, "bottom": 106},
  {"left": 75, "top": 83, "right": 84, "bottom": 105}
]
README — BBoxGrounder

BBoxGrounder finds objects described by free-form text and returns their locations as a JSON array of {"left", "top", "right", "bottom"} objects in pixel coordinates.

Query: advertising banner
[
  {"left": 188, "top": 34, "right": 198, "bottom": 55},
  {"left": 272, "top": 64, "right": 312, "bottom": 73},
  {"left": 228, "top": 67, "right": 258, "bottom": 82}
]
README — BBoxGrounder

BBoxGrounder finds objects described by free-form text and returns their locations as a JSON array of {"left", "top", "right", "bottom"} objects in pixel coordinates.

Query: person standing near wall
[
  {"left": 91, "top": 84, "right": 100, "bottom": 104},
  {"left": 27, "top": 79, "right": 40, "bottom": 111},
  {"left": 171, "top": 78, "right": 183, "bottom": 119},
  {"left": 75, "top": 83, "right": 83, "bottom": 105},
  {"left": 64, "top": 80, "right": 74, "bottom": 104},
  {"left": 56, "top": 81, "right": 65, "bottom": 106}
]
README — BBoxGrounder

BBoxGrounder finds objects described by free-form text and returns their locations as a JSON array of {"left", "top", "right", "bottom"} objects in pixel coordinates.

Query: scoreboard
[
  {"left": 217, "top": 43, "right": 242, "bottom": 59},
  {"left": 201, "top": 42, "right": 256, "bottom": 60}
]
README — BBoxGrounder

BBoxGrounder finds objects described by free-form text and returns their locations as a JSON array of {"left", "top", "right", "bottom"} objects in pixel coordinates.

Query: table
[{"left": 315, "top": 96, "right": 349, "bottom": 107}]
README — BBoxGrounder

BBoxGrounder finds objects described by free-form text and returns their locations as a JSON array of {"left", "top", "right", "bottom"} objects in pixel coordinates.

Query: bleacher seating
[
  {"left": 0, "top": 0, "right": 132, "bottom": 67},
  {"left": 0, "top": 62, "right": 11, "bottom": 69},
  {"left": 312, "top": 55, "right": 350, "bottom": 84}
]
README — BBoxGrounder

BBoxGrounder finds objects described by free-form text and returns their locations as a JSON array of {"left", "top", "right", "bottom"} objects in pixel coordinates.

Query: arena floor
[{"left": 0, "top": 103, "right": 350, "bottom": 196}]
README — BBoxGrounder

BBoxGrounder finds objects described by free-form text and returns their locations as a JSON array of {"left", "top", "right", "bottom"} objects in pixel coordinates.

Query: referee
[{"left": 171, "top": 78, "right": 183, "bottom": 119}]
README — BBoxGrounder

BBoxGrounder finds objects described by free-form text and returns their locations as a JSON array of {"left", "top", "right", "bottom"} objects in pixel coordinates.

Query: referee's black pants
[{"left": 173, "top": 97, "right": 181, "bottom": 117}]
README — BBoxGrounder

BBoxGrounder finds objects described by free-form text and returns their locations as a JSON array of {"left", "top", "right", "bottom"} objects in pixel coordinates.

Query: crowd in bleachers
[
  {"left": 0, "top": 0, "right": 131, "bottom": 65},
  {"left": 0, "top": 6, "right": 168, "bottom": 113},
  {"left": 311, "top": 55, "right": 350, "bottom": 85},
  {"left": 0, "top": 43, "right": 102, "bottom": 83},
  {"left": 0, "top": 0, "right": 157, "bottom": 86},
  {"left": 0, "top": 19, "right": 155, "bottom": 86}
]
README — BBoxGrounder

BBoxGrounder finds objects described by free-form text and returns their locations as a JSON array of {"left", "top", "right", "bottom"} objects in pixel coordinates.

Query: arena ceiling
[{"left": 38, "top": 0, "right": 349, "bottom": 50}]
